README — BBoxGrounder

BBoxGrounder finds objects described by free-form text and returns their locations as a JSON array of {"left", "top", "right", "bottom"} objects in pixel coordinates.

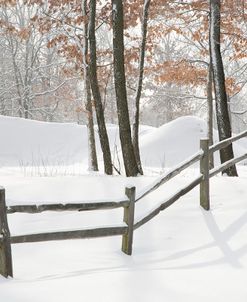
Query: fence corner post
[
  {"left": 0, "top": 187, "right": 13, "bottom": 278},
  {"left": 200, "top": 138, "right": 210, "bottom": 211},
  {"left": 122, "top": 186, "right": 135, "bottom": 255}
]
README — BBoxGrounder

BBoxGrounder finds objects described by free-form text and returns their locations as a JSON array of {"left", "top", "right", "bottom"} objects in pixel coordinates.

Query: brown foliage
[
  {"left": 1, "top": 0, "right": 246, "bottom": 101},
  {"left": 154, "top": 60, "right": 207, "bottom": 87}
]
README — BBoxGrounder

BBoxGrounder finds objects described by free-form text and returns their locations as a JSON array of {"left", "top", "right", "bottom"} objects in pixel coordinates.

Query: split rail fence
[{"left": 1, "top": 130, "right": 247, "bottom": 278}]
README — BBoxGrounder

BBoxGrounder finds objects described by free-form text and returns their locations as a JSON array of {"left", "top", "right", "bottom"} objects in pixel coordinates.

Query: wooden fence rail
[
  {"left": 1, "top": 129, "right": 247, "bottom": 278},
  {"left": 134, "top": 175, "right": 203, "bottom": 230},
  {"left": 136, "top": 150, "right": 203, "bottom": 202},
  {"left": 10, "top": 226, "right": 128, "bottom": 244},
  {"left": 209, "top": 129, "right": 247, "bottom": 154},
  {"left": 7, "top": 200, "right": 129, "bottom": 214},
  {"left": 209, "top": 153, "right": 247, "bottom": 178}
]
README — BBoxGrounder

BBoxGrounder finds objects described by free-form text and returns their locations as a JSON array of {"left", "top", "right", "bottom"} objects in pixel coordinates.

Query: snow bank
[
  {"left": 140, "top": 116, "right": 207, "bottom": 167},
  {"left": 0, "top": 115, "right": 153, "bottom": 170},
  {"left": 0, "top": 115, "right": 87, "bottom": 167},
  {"left": 140, "top": 116, "right": 247, "bottom": 168},
  {"left": 1, "top": 115, "right": 247, "bottom": 302},
  {"left": 0, "top": 115, "right": 246, "bottom": 171}
]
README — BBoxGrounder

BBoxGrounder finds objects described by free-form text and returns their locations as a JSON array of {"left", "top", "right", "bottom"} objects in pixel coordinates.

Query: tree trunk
[
  {"left": 112, "top": 0, "right": 139, "bottom": 177},
  {"left": 210, "top": 0, "right": 238, "bottom": 176},
  {"left": 207, "top": 59, "right": 214, "bottom": 169},
  {"left": 88, "top": 0, "right": 112, "bottom": 175},
  {"left": 132, "top": 0, "right": 151, "bottom": 176},
  {"left": 82, "top": 0, "right": 98, "bottom": 172}
]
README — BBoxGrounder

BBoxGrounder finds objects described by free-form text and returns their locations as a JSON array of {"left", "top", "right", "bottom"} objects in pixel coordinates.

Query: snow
[
  {"left": 140, "top": 116, "right": 207, "bottom": 167},
  {"left": 0, "top": 115, "right": 87, "bottom": 167},
  {"left": 1, "top": 114, "right": 246, "bottom": 173},
  {"left": 140, "top": 115, "right": 247, "bottom": 168},
  {"left": 0, "top": 115, "right": 247, "bottom": 302}
]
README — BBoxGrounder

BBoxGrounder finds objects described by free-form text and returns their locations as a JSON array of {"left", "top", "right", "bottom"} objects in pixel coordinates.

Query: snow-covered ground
[{"left": 0, "top": 115, "right": 247, "bottom": 302}]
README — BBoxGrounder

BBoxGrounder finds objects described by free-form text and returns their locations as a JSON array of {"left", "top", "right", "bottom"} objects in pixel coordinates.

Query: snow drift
[
  {"left": 0, "top": 115, "right": 87, "bottom": 167},
  {"left": 1, "top": 114, "right": 247, "bottom": 302},
  {"left": 0, "top": 115, "right": 246, "bottom": 170},
  {"left": 140, "top": 116, "right": 207, "bottom": 167}
]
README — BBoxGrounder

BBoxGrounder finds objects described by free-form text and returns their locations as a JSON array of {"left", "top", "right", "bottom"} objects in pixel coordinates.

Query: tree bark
[
  {"left": 88, "top": 0, "right": 113, "bottom": 175},
  {"left": 207, "top": 59, "right": 214, "bottom": 169},
  {"left": 82, "top": 0, "right": 98, "bottom": 172},
  {"left": 132, "top": 0, "right": 151, "bottom": 176},
  {"left": 112, "top": 0, "right": 139, "bottom": 177},
  {"left": 210, "top": 0, "right": 238, "bottom": 176}
]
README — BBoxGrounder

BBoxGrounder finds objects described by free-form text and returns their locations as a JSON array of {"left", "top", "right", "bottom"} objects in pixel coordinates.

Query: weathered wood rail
[
  {"left": 7, "top": 200, "right": 129, "bottom": 214},
  {"left": 1, "top": 129, "right": 247, "bottom": 278},
  {"left": 0, "top": 187, "right": 134, "bottom": 278}
]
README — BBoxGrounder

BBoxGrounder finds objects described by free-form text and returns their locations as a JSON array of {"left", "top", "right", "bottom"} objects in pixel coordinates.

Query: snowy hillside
[
  {"left": 0, "top": 115, "right": 87, "bottom": 167},
  {"left": 0, "top": 115, "right": 247, "bottom": 302},
  {"left": 140, "top": 116, "right": 207, "bottom": 167},
  {"left": 0, "top": 115, "right": 153, "bottom": 171},
  {"left": 1, "top": 114, "right": 247, "bottom": 172}
]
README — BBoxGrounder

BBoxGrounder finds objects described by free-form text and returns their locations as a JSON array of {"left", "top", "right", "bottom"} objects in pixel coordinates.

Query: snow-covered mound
[
  {"left": 0, "top": 115, "right": 246, "bottom": 170},
  {"left": 0, "top": 115, "right": 155, "bottom": 169},
  {"left": 0, "top": 115, "right": 89, "bottom": 167},
  {"left": 140, "top": 116, "right": 207, "bottom": 167},
  {"left": 140, "top": 116, "right": 247, "bottom": 168}
]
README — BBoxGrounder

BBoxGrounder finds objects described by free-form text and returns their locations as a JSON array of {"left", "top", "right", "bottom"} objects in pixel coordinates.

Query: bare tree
[
  {"left": 88, "top": 0, "right": 113, "bottom": 175},
  {"left": 82, "top": 0, "right": 98, "bottom": 172},
  {"left": 112, "top": 0, "right": 139, "bottom": 177},
  {"left": 210, "top": 0, "right": 238, "bottom": 176},
  {"left": 0, "top": 1, "right": 76, "bottom": 121},
  {"left": 132, "top": 0, "right": 151, "bottom": 175}
]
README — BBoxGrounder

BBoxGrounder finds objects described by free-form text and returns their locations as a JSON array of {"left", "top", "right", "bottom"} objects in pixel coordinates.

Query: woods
[{"left": 0, "top": 0, "right": 246, "bottom": 176}]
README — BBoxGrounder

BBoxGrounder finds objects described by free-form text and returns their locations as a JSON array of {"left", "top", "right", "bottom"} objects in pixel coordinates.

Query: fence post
[
  {"left": 0, "top": 187, "right": 13, "bottom": 278},
  {"left": 200, "top": 139, "right": 210, "bottom": 210},
  {"left": 122, "top": 186, "right": 135, "bottom": 255}
]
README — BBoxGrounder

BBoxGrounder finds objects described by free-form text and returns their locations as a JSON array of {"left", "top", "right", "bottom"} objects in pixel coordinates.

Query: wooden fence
[{"left": 1, "top": 130, "right": 247, "bottom": 278}]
